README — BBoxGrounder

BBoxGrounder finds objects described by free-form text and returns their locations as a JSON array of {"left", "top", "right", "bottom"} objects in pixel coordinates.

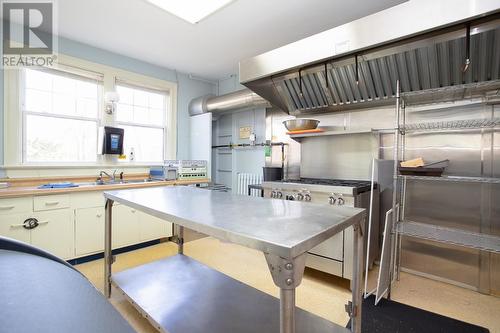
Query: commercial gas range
[{"left": 262, "top": 178, "right": 379, "bottom": 281}]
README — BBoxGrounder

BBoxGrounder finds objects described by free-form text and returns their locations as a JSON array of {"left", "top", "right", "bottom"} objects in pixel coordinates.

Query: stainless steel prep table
[{"left": 103, "top": 186, "right": 366, "bottom": 333}]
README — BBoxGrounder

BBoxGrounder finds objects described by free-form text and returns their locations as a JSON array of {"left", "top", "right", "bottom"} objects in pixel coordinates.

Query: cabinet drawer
[
  {"left": 0, "top": 197, "right": 32, "bottom": 215},
  {"left": 33, "top": 194, "right": 70, "bottom": 211},
  {"left": 71, "top": 192, "right": 106, "bottom": 209}
]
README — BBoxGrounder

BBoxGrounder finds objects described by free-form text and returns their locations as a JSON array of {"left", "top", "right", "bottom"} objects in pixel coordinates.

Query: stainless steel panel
[
  {"left": 300, "top": 133, "right": 378, "bottom": 180},
  {"left": 104, "top": 186, "right": 365, "bottom": 259},
  {"left": 112, "top": 254, "right": 350, "bottom": 333},
  {"left": 244, "top": 20, "right": 500, "bottom": 115},
  {"left": 240, "top": 0, "right": 500, "bottom": 82}
]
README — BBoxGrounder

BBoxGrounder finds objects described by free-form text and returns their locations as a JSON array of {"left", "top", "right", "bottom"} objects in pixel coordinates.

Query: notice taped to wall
[{"left": 239, "top": 126, "right": 252, "bottom": 139}]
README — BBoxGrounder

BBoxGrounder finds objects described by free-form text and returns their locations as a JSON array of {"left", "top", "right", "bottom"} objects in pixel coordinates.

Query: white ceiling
[{"left": 55, "top": 0, "right": 405, "bottom": 80}]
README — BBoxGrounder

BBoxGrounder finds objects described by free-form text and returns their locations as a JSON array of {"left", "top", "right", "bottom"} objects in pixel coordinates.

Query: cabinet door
[
  {"left": 138, "top": 211, "right": 172, "bottom": 242},
  {"left": 75, "top": 207, "right": 105, "bottom": 256},
  {"left": 31, "top": 209, "right": 74, "bottom": 259},
  {"left": 112, "top": 205, "right": 140, "bottom": 248},
  {"left": 0, "top": 213, "right": 31, "bottom": 244}
]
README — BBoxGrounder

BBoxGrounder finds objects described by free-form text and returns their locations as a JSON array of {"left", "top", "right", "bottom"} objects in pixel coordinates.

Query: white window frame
[
  {"left": 3, "top": 54, "right": 178, "bottom": 167},
  {"left": 114, "top": 79, "right": 170, "bottom": 164},
  {"left": 20, "top": 67, "right": 104, "bottom": 164}
]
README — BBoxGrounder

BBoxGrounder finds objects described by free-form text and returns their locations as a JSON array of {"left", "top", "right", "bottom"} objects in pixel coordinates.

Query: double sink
[{"left": 77, "top": 179, "right": 158, "bottom": 187}]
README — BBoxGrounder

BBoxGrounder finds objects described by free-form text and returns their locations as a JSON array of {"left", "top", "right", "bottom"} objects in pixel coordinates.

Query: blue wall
[{"left": 0, "top": 36, "right": 216, "bottom": 165}]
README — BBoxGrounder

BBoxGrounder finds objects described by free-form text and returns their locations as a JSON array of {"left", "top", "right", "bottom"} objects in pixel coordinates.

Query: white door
[
  {"left": 0, "top": 213, "right": 31, "bottom": 244},
  {"left": 112, "top": 205, "right": 140, "bottom": 248},
  {"left": 31, "top": 209, "right": 74, "bottom": 259},
  {"left": 75, "top": 207, "right": 105, "bottom": 256},
  {"left": 138, "top": 211, "right": 172, "bottom": 242}
]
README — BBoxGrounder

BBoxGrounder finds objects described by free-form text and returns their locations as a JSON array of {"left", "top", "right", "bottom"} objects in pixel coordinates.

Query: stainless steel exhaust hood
[{"left": 239, "top": 0, "right": 500, "bottom": 115}]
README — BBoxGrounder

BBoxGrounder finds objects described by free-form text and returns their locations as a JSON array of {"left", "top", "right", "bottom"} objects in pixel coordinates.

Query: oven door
[{"left": 308, "top": 231, "right": 343, "bottom": 261}]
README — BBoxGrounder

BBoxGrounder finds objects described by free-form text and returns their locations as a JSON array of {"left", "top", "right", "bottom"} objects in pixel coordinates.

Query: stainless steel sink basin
[{"left": 76, "top": 179, "right": 157, "bottom": 186}]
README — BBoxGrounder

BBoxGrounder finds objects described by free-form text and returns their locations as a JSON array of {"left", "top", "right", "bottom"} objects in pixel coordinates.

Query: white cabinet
[
  {"left": 112, "top": 205, "right": 140, "bottom": 248},
  {"left": 0, "top": 187, "right": 177, "bottom": 260},
  {"left": 33, "top": 194, "right": 70, "bottom": 211},
  {"left": 31, "top": 209, "right": 74, "bottom": 259},
  {"left": 138, "top": 211, "right": 172, "bottom": 242},
  {"left": 0, "top": 196, "right": 73, "bottom": 259},
  {"left": 0, "top": 213, "right": 31, "bottom": 243},
  {"left": 75, "top": 207, "right": 104, "bottom": 256},
  {"left": 0, "top": 197, "right": 32, "bottom": 214},
  {"left": 111, "top": 206, "right": 172, "bottom": 248}
]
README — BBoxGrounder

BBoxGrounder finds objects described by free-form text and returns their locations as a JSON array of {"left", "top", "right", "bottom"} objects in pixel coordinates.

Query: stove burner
[{"left": 283, "top": 178, "right": 375, "bottom": 192}]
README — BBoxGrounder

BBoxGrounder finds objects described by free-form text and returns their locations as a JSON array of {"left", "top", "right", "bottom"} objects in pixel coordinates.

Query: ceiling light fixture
[{"left": 146, "top": 0, "right": 235, "bottom": 24}]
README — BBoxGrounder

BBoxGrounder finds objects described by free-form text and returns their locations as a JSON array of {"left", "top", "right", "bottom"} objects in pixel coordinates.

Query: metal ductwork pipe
[{"left": 189, "top": 89, "right": 269, "bottom": 116}]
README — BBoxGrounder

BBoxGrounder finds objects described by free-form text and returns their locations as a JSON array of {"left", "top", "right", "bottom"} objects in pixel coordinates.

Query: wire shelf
[
  {"left": 398, "top": 175, "right": 500, "bottom": 184},
  {"left": 401, "top": 80, "right": 500, "bottom": 106},
  {"left": 396, "top": 220, "right": 500, "bottom": 253},
  {"left": 402, "top": 118, "right": 500, "bottom": 132}
]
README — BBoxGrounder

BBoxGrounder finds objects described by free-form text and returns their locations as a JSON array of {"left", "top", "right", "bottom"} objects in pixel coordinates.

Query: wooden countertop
[{"left": 0, "top": 178, "right": 210, "bottom": 199}]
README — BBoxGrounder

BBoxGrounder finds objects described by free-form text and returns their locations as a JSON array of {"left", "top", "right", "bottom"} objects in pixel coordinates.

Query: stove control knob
[
  {"left": 304, "top": 194, "right": 311, "bottom": 202},
  {"left": 337, "top": 197, "right": 345, "bottom": 206},
  {"left": 296, "top": 193, "right": 304, "bottom": 201},
  {"left": 287, "top": 195, "right": 295, "bottom": 201},
  {"left": 276, "top": 191, "right": 283, "bottom": 199},
  {"left": 270, "top": 190, "right": 276, "bottom": 198},
  {"left": 328, "top": 196, "right": 336, "bottom": 205}
]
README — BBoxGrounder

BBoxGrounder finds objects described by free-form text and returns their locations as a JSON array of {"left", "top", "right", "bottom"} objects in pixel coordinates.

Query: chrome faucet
[{"left": 97, "top": 170, "right": 117, "bottom": 184}]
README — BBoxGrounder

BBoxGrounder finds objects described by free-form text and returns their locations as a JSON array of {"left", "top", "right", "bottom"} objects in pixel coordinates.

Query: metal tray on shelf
[{"left": 398, "top": 166, "right": 445, "bottom": 177}]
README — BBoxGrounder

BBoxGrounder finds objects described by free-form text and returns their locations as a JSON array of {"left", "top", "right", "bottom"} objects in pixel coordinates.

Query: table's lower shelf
[{"left": 112, "top": 254, "right": 350, "bottom": 333}]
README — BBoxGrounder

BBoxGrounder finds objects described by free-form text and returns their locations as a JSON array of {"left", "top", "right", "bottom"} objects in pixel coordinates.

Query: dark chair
[{"left": 0, "top": 235, "right": 137, "bottom": 333}]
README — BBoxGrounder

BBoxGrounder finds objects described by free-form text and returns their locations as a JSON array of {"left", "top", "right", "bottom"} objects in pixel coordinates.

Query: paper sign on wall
[{"left": 239, "top": 126, "right": 252, "bottom": 139}]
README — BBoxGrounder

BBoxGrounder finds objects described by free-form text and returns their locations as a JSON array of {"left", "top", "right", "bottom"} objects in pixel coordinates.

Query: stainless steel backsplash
[{"left": 266, "top": 100, "right": 499, "bottom": 295}]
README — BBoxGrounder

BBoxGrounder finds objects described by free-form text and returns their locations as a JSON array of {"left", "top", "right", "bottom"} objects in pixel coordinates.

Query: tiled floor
[{"left": 76, "top": 237, "right": 500, "bottom": 333}]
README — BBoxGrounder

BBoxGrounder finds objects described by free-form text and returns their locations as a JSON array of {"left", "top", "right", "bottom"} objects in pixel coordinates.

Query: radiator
[{"left": 236, "top": 173, "right": 262, "bottom": 197}]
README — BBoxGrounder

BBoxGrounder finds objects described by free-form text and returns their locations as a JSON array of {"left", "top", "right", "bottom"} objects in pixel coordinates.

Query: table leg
[
  {"left": 349, "top": 219, "right": 364, "bottom": 333},
  {"left": 104, "top": 198, "right": 114, "bottom": 298},
  {"left": 178, "top": 225, "right": 184, "bottom": 254},
  {"left": 264, "top": 253, "right": 306, "bottom": 333},
  {"left": 280, "top": 288, "right": 296, "bottom": 333}
]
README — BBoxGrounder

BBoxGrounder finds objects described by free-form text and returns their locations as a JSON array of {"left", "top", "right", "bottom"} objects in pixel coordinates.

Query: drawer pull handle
[
  {"left": 23, "top": 218, "right": 38, "bottom": 230},
  {"left": 10, "top": 223, "right": 25, "bottom": 228},
  {"left": 38, "top": 220, "right": 50, "bottom": 225},
  {"left": 96, "top": 214, "right": 102, "bottom": 218},
  {"left": 131, "top": 209, "right": 136, "bottom": 213},
  {"left": 0, "top": 205, "right": 15, "bottom": 210},
  {"left": 45, "top": 201, "right": 60, "bottom": 205}
]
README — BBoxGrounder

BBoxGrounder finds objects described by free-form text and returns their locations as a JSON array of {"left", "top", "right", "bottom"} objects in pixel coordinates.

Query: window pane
[
  {"left": 76, "top": 98, "right": 98, "bottom": 118},
  {"left": 116, "top": 84, "right": 167, "bottom": 126},
  {"left": 116, "top": 104, "right": 133, "bottom": 123},
  {"left": 148, "top": 92, "right": 164, "bottom": 109},
  {"left": 133, "top": 106, "right": 149, "bottom": 124},
  {"left": 25, "top": 69, "right": 52, "bottom": 90},
  {"left": 25, "top": 88, "right": 51, "bottom": 113},
  {"left": 120, "top": 125, "right": 163, "bottom": 162},
  {"left": 52, "top": 75, "right": 76, "bottom": 95},
  {"left": 149, "top": 108, "right": 164, "bottom": 124},
  {"left": 133, "top": 89, "right": 148, "bottom": 106},
  {"left": 77, "top": 80, "right": 98, "bottom": 99},
  {"left": 23, "top": 68, "right": 100, "bottom": 119},
  {"left": 52, "top": 93, "right": 76, "bottom": 115},
  {"left": 25, "top": 115, "right": 97, "bottom": 162},
  {"left": 116, "top": 85, "right": 133, "bottom": 105}
]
